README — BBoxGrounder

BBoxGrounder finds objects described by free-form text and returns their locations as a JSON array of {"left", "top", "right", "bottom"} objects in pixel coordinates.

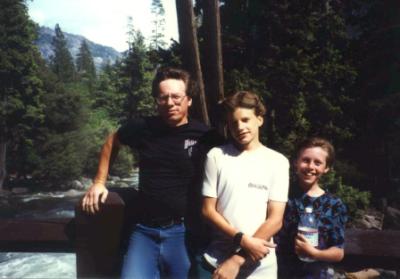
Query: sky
[{"left": 27, "top": 0, "right": 179, "bottom": 52}]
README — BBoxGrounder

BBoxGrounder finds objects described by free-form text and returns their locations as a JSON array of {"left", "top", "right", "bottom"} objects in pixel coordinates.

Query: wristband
[
  {"left": 234, "top": 248, "right": 247, "bottom": 257},
  {"left": 233, "top": 232, "right": 243, "bottom": 248}
]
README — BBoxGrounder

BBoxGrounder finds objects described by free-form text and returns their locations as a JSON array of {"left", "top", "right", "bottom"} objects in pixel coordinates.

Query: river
[{"left": 0, "top": 174, "right": 138, "bottom": 278}]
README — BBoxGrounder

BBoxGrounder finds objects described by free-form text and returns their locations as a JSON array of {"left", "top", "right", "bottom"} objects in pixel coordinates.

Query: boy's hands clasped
[
  {"left": 212, "top": 234, "right": 277, "bottom": 279},
  {"left": 240, "top": 234, "right": 276, "bottom": 261}
]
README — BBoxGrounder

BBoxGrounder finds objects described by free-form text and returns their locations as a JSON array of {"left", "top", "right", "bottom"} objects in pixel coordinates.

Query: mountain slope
[{"left": 35, "top": 26, "right": 122, "bottom": 70}]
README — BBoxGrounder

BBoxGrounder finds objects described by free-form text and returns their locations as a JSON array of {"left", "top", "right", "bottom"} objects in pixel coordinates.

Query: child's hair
[
  {"left": 296, "top": 137, "right": 335, "bottom": 168},
  {"left": 222, "top": 91, "right": 266, "bottom": 117}
]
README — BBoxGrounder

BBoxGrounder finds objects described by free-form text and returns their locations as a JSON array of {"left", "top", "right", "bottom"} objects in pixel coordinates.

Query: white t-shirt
[{"left": 202, "top": 143, "right": 289, "bottom": 278}]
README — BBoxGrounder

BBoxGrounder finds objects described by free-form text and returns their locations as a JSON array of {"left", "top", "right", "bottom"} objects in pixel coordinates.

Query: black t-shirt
[{"left": 117, "top": 116, "right": 221, "bottom": 219}]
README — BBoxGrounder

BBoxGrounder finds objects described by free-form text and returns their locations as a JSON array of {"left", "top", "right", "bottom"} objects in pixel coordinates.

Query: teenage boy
[
  {"left": 202, "top": 91, "right": 290, "bottom": 279},
  {"left": 82, "top": 67, "right": 220, "bottom": 279}
]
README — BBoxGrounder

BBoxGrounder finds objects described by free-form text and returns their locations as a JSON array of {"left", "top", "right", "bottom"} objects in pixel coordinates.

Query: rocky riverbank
[{"left": 1, "top": 169, "right": 139, "bottom": 196}]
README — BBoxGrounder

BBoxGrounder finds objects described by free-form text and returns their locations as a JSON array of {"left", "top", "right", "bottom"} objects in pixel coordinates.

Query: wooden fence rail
[{"left": 1, "top": 189, "right": 399, "bottom": 278}]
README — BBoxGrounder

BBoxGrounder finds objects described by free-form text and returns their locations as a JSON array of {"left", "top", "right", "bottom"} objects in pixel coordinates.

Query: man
[
  {"left": 82, "top": 67, "right": 220, "bottom": 279},
  {"left": 201, "top": 91, "right": 289, "bottom": 279}
]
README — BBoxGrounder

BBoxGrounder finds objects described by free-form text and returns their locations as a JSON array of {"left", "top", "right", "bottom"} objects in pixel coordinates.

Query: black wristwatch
[{"left": 233, "top": 232, "right": 244, "bottom": 248}]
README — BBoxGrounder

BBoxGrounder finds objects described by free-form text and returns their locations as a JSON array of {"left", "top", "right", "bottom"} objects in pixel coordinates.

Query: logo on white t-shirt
[{"left": 248, "top": 182, "right": 269, "bottom": 191}]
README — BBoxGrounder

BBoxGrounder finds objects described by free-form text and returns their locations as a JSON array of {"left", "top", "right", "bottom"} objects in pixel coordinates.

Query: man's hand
[
  {"left": 212, "top": 256, "right": 242, "bottom": 279},
  {"left": 81, "top": 182, "right": 108, "bottom": 214},
  {"left": 241, "top": 235, "right": 276, "bottom": 261},
  {"left": 294, "top": 233, "right": 317, "bottom": 259}
]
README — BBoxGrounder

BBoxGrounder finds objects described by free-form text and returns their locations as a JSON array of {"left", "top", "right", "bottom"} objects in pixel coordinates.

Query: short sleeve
[
  {"left": 269, "top": 156, "right": 290, "bottom": 202},
  {"left": 202, "top": 149, "right": 219, "bottom": 198},
  {"left": 328, "top": 198, "right": 348, "bottom": 248},
  {"left": 116, "top": 118, "right": 146, "bottom": 148}
]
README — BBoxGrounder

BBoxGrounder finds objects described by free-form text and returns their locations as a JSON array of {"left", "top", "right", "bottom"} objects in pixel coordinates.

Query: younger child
[
  {"left": 201, "top": 91, "right": 289, "bottom": 279},
  {"left": 277, "top": 137, "right": 347, "bottom": 279}
]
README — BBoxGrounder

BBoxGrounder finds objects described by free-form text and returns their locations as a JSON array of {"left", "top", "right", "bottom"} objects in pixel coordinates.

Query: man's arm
[{"left": 81, "top": 132, "right": 121, "bottom": 214}]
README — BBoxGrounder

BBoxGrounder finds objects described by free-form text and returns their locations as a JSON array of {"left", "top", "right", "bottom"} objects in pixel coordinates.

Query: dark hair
[
  {"left": 222, "top": 91, "right": 266, "bottom": 116},
  {"left": 296, "top": 137, "right": 335, "bottom": 168},
  {"left": 151, "top": 67, "right": 196, "bottom": 98}
]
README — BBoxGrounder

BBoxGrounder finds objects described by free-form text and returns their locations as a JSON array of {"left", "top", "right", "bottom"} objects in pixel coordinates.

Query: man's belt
[{"left": 139, "top": 216, "right": 184, "bottom": 228}]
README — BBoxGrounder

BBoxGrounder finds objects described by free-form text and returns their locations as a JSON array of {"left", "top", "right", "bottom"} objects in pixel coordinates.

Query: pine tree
[
  {"left": 0, "top": 0, "right": 45, "bottom": 189},
  {"left": 345, "top": 0, "right": 400, "bottom": 194},
  {"left": 34, "top": 60, "right": 91, "bottom": 184},
  {"left": 93, "top": 61, "right": 125, "bottom": 120},
  {"left": 119, "top": 18, "right": 155, "bottom": 120},
  {"left": 76, "top": 39, "right": 96, "bottom": 90},
  {"left": 50, "top": 24, "right": 76, "bottom": 82},
  {"left": 150, "top": 0, "right": 167, "bottom": 49},
  {"left": 216, "top": 0, "right": 356, "bottom": 155}
]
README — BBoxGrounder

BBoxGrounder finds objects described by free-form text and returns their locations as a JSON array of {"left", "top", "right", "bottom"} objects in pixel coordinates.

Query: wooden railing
[{"left": 1, "top": 189, "right": 399, "bottom": 278}]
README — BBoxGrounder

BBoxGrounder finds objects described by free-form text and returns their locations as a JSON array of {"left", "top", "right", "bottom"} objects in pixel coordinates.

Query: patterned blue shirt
[{"left": 277, "top": 189, "right": 348, "bottom": 279}]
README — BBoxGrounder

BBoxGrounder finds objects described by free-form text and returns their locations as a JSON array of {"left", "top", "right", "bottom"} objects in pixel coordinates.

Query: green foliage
[
  {"left": 322, "top": 170, "right": 371, "bottom": 221},
  {"left": 211, "top": 0, "right": 357, "bottom": 157},
  {"left": 0, "top": 0, "right": 45, "bottom": 185},
  {"left": 344, "top": 0, "right": 400, "bottom": 196},
  {"left": 28, "top": 80, "right": 91, "bottom": 183},
  {"left": 42, "top": 83, "right": 86, "bottom": 132},
  {"left": 2, "top": 2, "right": 154, "bottom": 188},
  {"left": 150, "top": 0, "right": 167, "bottom": 49},
  {"left": 4, "top": 0, "right": 397, "bottom": 198},
  {"left": 33, "top": 130, "right": 88, "bottom": 183},
  {"left": 0, "top": 0, "right": 45, "bottom": 137},
  {"left": 50, "top": 24, "right": 76, "bottom": 82},
  {"left": 120, "top": 19, "right": 156, "bottom": 120},
  {"left": 149, "top": 40, "right": 183, "bottom": 68},
  {"left": 76, "top": 39, "right": 96, "bottom": 90},
  {"left": 82, "top": 110, "right": 135, "bottom": 178},
  {"left": 93, "top": 62, "right": 125, "bottom": 120},
  {"left": 109, "top": 146, "right": 136, "bottom": 177}
]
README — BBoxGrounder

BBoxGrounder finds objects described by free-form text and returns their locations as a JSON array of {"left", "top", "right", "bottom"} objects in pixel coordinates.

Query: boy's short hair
[
  {"left": 151, "top": 67, "right": 196, "bottom": 98},
  {"left": 296, "top": 137, "right": 335, "bottom": 168},
  {"left": 222, "top": 91, "right": 266, "bottom": 117}
]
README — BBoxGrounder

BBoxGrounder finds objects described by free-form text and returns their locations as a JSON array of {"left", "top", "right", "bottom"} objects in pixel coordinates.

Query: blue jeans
[{"left": 121, "top": 223, "right": 191, "bottom": 279}]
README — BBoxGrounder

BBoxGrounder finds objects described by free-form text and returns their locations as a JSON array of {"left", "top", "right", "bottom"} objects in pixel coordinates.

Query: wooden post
[
  {"left": 75, "top": 192, "right": 125, "bottom": 278},
  {"left": 175, "top": 0, "right": 210, "bottom": 125},
  {"left": 202, "top": 0, "right": 225, "bottom": 132}
]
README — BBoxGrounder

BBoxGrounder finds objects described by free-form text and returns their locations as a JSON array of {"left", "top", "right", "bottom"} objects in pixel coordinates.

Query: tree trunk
[
  {"left": 0, "top": 141, "right": 6, "bottom": 190},
  {"left": 175, "top": 0, "right": 210, "bottom": 125},
  {"left": 202, "top": 0, "right": 225, "bottom": 133}
]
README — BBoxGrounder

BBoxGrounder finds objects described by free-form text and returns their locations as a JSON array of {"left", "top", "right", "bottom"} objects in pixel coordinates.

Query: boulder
[
  {"left": 352, "top": 209, "right": 384, "bottom": 230},
  {"left": 345, "top": 268, "right": 380, "bottom": 279},
  {"left": 108, "top": 175, "right": 120, "bottom": 182},
  {"left": 70, "top": 180, "right": 85, "bottom": 190},
  {"left": 79, "top": 177, "right": 93, "bottom": 189},
  {"left": 383, "top": 206, "right": 400, "bottom": 230},
  {"left": 114, "top": 182, "right": 129, "bottom": 188}
]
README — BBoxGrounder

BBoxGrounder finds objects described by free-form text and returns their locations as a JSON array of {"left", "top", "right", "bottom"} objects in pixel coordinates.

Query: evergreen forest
[{"left": 1, "top": 0, "right": 399, "bottom": 221}]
